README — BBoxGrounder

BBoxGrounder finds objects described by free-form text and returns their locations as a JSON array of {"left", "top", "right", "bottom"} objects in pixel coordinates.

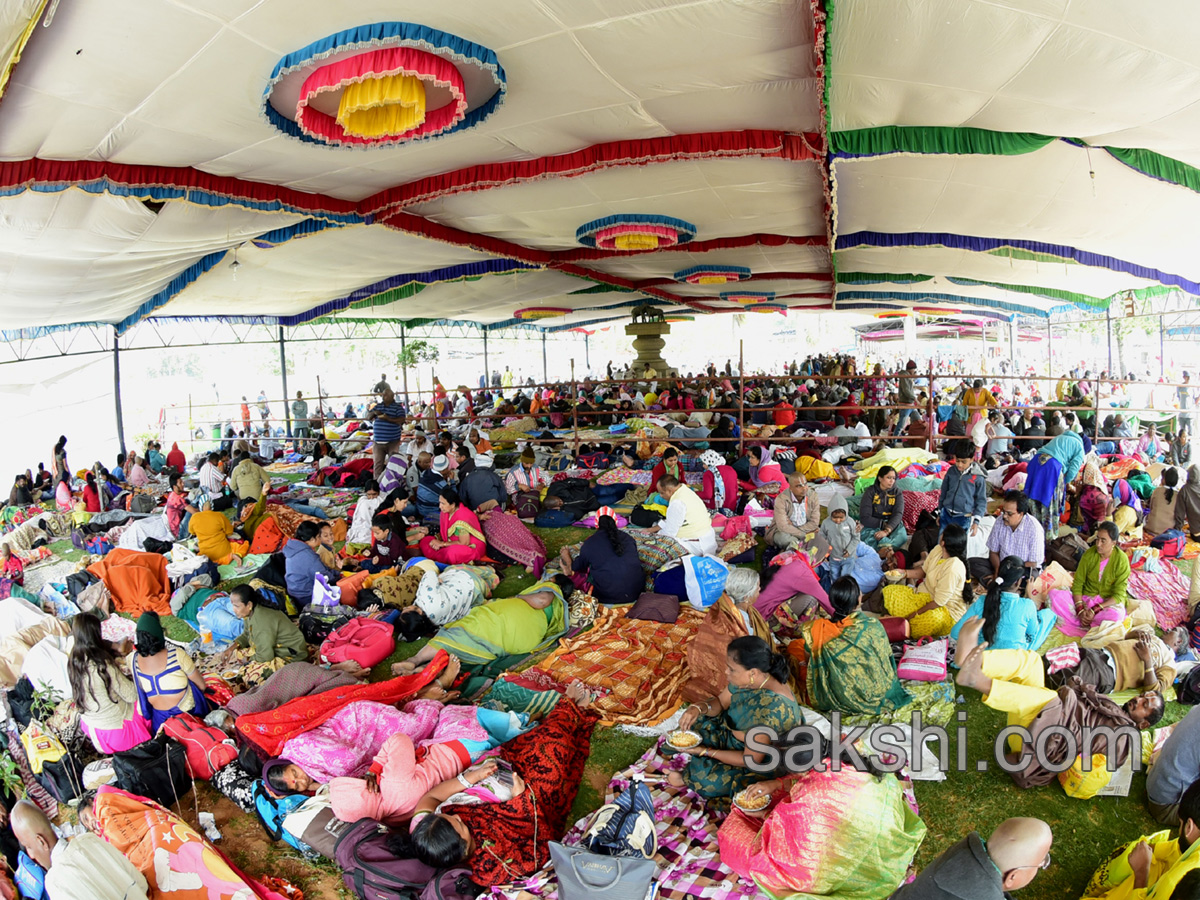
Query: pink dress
[
  {"left": 281, "top": 698, "right": 490, "bottom": 783},
  {"left": 1047, "top": 558, "right": 1122, "bottom": 637}
]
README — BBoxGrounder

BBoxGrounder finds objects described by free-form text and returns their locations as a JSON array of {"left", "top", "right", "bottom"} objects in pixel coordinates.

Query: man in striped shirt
[{"left": 368, "top": 388, "right": 407, "bottom": 480}]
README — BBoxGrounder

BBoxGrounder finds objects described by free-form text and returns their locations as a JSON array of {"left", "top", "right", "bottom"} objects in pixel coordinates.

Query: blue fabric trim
[
  {"left": 673, "top": 265, "right": 750, "bottom": 282},
  {"left": 835, "top": 289, "right": 1055, "bottom": 319},
  {"left": 575, "top": 214, "right": 697, "bottom": 247},
  {"left": 262, "top": 22, "right": 506, "bottom": 149},
  {"left": 114, "top": 251, "right": 230, "bottom": 335},
  {"left": 251, "top": 218, "right": 340, "bottom": 247},
  {"left": 276, "top": 259, "right": 538, "bottom": 327},
  {"left": 836, "top": 231, "right": 1200, "bottom": 296},
  {"left": 0, "top": 321, "right": 111, "bottom": 342}
]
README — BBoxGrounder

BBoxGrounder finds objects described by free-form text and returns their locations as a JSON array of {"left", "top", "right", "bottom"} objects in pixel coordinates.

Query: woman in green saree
[
  {"left": 803, "top": 576, "right": 909, "bottom": 716},
  {"left": 391, "top": 575, "right": 571, "bottom": 675},
  {"left": 668, "top": 636, "right": 802, "bottom": 799}
]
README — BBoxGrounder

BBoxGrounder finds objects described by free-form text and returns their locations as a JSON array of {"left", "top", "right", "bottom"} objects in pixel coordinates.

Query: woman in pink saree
[
  {"left": 718, "top": 768, "right": 925, "bottom": 900},
  {"left": 417, "top": 486, "right": 486, "bottom": 565}
]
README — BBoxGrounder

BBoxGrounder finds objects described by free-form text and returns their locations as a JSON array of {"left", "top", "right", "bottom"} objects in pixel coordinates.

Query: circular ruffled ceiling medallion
[
  {"left": 745, "top": 303, "right": 787, "bottom": 315},
  {"left": 264, "top": 23, "right": 506, "bottom": 148},
  {"left": 720, "top": 290, "right": 775, "bottom": 305},
  {"left": 514, "top": 307, "right": 570, "bottom": 320},
  {"left": 576, "top": 215, "right": 696, "bottom": 251},
  {"left": 673, "top": 265, "right": 750, "bottom": 285}
]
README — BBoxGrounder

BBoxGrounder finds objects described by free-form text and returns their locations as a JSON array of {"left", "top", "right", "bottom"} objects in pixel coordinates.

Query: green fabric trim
[
  {"left": 985, "top": 247, "right": 1081, "bottom": 266},
  {"left": 569, "top": 283, "right": 634, "bottom": 295},
  {"left": 838, "top": 272, "right": 933, "bottom": 285},
  {"left": 832, "top": 126, "right": 1055, "bottom": 158},
  {"left": 951, "top": 279, "right": 1177, "bottom": 311},
  {"left": 1104, "top": 146, "right": 1200, "bottom": 195}
]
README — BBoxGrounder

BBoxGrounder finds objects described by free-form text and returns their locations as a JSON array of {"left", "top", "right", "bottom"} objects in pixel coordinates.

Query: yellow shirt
[
  {"left": 189, "top": 510, "right": 233, "bottom": 562},
  {"left": 918, "top": 545, "right": 967, "bottom": 621}
]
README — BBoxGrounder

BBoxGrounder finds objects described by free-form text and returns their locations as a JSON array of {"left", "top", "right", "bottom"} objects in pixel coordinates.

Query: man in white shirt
[
  {"left": 406, "top": 429, "right": 435, "bottom": 461},
  {"left": 11, "top": 800, "right": 149, "bottom": 900},
  {"left": 198, "top": 452, "right": 227, "bottom": 496},
  {"left": 650, "top": 474, "right": 717, "bottom": 555}
]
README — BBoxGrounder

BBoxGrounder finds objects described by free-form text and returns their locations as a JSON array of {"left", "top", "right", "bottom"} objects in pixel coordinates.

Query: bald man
[
  {"left": 891, "top": 816, "right": 1053, "bottom": 899},
  {"left": 10, "top": 800, "right": 148, "bottom": 900}
]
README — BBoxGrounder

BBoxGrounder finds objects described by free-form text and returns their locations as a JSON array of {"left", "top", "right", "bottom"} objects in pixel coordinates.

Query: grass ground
[{"left": 47, "top": 514, "right": 1188, "bottom": 900}]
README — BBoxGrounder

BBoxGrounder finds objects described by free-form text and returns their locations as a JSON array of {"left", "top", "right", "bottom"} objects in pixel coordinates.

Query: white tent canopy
[{"left": 1, "top": 0, "right": 1199, "bottom": 340}]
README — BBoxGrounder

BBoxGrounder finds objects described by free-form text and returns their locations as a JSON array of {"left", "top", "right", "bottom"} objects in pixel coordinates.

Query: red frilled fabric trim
[
  {"left": 0, "top": 159, "right": 361, "bottom": 220},
  {"left": 628, "top": 271, "right": 834, "bottom": 289},
  {"left": 362, "top": 130, "right": 824, "bottom": 216}
]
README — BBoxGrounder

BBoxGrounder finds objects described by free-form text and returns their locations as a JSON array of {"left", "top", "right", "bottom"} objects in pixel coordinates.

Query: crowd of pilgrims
[{"left": 1, "top": 353, "right": 1200, "bottom": 900}]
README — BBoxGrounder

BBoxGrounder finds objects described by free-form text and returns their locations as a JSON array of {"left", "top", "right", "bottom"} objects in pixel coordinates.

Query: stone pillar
[{"left": 625, "top": 321, "right": 677, "bottom": 377}]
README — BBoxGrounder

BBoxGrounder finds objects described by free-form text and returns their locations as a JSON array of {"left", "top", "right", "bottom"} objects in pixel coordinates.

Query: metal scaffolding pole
[
  {"left": 1106, "top": 304, "right": 1113, "bottom": 374},
  {"left": 584, "top": 334, "right": 590, "bottom": 372},
  {"left": 1160, "top": 314, "right": 1166, "bottom": 379},
  {"left": 279, "top": 326, "right": 292, "bottom": 439},
  {"left": 112, "top": 328, "right": 127, "bottom": 456},
  {"left": 542, "top": 330, "right": 548, "bottom": 382},
  {"left": 482, "top": 330, "right": 489, "bottom": 388},
  {"left": 400, "top": 325, "right": 408, "bottom": 400}
]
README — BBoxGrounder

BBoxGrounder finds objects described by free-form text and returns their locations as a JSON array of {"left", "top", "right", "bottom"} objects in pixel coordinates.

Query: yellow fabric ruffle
[{"left": 338, "top": 73, "right": 426, "bottom": 138}]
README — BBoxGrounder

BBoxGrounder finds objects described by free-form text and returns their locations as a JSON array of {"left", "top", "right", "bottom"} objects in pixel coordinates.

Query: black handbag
[{"left": 113, "top": 734, "right": 191, "bottom": 807}]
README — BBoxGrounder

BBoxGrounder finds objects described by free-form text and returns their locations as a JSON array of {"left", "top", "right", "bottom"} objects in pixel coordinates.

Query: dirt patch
[{"left": 194, "top": 784, "right": 349, "bottom": 899}]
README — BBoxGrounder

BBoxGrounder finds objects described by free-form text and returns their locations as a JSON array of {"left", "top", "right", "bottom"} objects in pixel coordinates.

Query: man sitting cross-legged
[{"left": 954, "top": 617, "right": 1162, "bottom": 789}]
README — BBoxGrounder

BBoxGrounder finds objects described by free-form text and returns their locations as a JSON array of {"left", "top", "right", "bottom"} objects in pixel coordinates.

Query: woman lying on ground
[
  {"left": 396, "top": 681, "right": 599, "bottom": 887},
  {"left": 669, "top": 636, "right": 803, "bottom": 799},
  {"left": 800, "top": 576, "right": 909, "bottom": 717},
  {"left": 391, "top": 575, "right": 571, "bottom": 674},
  {"left": 324, "top": 670, "right": 565, "bottom": 828}
]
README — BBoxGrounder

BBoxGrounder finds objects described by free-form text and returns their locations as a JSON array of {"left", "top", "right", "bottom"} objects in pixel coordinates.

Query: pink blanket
[{"left": 1128, "top": 563, "right": 1192, "bottom": 629}]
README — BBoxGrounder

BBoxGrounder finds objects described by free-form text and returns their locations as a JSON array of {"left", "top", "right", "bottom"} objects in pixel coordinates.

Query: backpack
[
  {"left": 254, "top": 783, "right": 318, "bottom": 857},
  {"left": 1177, "top": 667, "right": 1200, "bottom": 705},
  {"left": 1150, "top": 529, "right": 1187, "bottom": 559},
  {"left": 320, "top": 617, "right": 396, "bottom": 668},
  {"left": 334, "top": 817, "right": 436, "bottom": 900},
  {"left": 419, "top": 869, "right": 478, "bottom": 900},
  {"left": 299, "top": 606, "right": 353, "bottom": 645},
  {"left": 15, "top": 851, "right": 46, "bottom": 900},
  {"left": 544, "top": 478, "right": 599, "bottom": 516},
  {"left": 282, "top": 791, "right": 353, "bottom": 860},
  {"left": 533, "top": 508, "right": 578, "bottom": 528},
  {"left": 85, "top": 535, "right": 113, "bottom": 556},
  {"left": 113, "top": 733, "right": 191, "bottom": 808},
  {"left": 1048, "top": 533, "right": 1088, "bottom": 572},
  {"left": 580, "top": 774, "right": 657, "bottom": 859},
  {"left": 130, "top": 493, "right": 157, "bottom": 514},
  {"left": 35, "top": 753, "right": 84, "bottom": 803},
  {"left": 162, "top": 713, "right": 238, "bottom": 779}
]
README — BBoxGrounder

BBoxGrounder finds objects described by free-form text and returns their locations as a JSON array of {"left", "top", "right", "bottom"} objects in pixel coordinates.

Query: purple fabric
[
  {"left": 754, "top": 560, "right": 829, "bottom": 619},
  {"left": 836, "top": 232, "right": 1200, "bottom": 296},
  {"left": 279, "top": 698, "right": 490, "bottom": 783}
]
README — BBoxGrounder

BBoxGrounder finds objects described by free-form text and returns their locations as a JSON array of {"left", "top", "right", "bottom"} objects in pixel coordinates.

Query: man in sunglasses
[
  {"left": 969, "top": 490, "right": 1044, "bottom": 592},
  {"left": 890, "top": 815, "right": 1052, "bottom": 899}
]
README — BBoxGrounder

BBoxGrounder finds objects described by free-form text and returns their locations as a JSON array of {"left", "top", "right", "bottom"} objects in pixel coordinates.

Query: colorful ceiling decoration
[
  {"left": 5, "top": 0, "right": 1200, "bottom": 341},
  {"left": 745, "top": 303, "right": 787, "bottom": 314},
  {"left": 672, "top": 265, "right": 751, "bottom": 285},
  {"left": 720, "top": 290, "right": 776, "bottom": 305},
  {"left": 264, "top": 22, "right": 505, "bottom": 149},
  {"left": 575, "top": 215, "right": 697, "bottom": 252},
  {"left": 665, "top": 315, "right": 696, "bottom": 322},
  {"left": 513, "top": 306, "right": 571, "bottom": 320}
]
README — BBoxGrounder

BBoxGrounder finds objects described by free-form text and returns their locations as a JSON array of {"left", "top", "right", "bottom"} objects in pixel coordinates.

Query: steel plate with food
[
  {"left": 733, "top": 789, "right": 770, "bottom": 812},
  {"left": 666, "top": 730, "right": 701, "bottom": 750}
]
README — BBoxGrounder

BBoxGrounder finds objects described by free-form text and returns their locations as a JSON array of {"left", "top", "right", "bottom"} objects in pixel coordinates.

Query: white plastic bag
[
  {"left": 312, "top": 573, "right": 341, "bottom": 607},
  {"left": 681, "top": 555, "right": 729, "bottom": 610}
]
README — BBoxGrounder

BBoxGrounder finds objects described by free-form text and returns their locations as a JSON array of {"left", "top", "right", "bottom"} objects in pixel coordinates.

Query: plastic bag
[
  {"left": 681, "top": 555, "right": 729, "bottom": 610},
  {"left": 312, "top": 572, "right": 341, "bottom": 607}
]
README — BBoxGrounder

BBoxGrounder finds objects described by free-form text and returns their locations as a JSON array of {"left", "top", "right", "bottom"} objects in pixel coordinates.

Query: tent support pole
[
  {"left": 927, "top": 360, "right": 936, "bottom": 455},
  {"left": 1160, "top": 314, "right": 1166, "bottom": 379},
  {"left": 1009, "top": 321, "right": 1016, "bottom": 372},
  {"left": 482, "top": 330, "right": 489, "bottom": 389},
  {"left": 112, "top": 327, "right": 127, "bottom": 456},
  {"left": 1106, "top": 304, "right": 1113, "bottom": 374},
  {"left": 400, "top": 326, "right": 408, "bottom": 404},
  {"left": 279, "top": 326, "right": 291, "bottom": 440},
  {"left": 571, "top": 359, "right": 578, "bottom": 455},
  {"left": 542, "top": 331, "right": 548, "bottom": 382},
  {"left": 585, "top": 334, "right": 591, "bottom": 372},
  {"left": 738, "top": 340, "right": 745, "bottom": 458},
  {"left": 1046, "top": 319, "right": 1052, "bottom": 376}
]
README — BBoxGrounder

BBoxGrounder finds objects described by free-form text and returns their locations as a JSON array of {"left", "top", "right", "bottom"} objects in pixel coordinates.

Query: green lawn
[{"left": 49, "top": 517, "right": 1189, "bottom": 900}]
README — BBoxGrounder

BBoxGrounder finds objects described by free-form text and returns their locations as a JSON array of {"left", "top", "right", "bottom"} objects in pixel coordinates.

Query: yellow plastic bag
[
  {"left": 1057, "top": 753, "right": 1112, "bottom": 799},
  {"left": 20, "top": 721, "right": 66, "bottom": 775}
]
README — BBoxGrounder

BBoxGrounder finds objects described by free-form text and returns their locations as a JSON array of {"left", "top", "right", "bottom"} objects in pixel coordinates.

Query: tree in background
[{"left": 396, "top": 339, "right": 440, "bottom": 401}]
